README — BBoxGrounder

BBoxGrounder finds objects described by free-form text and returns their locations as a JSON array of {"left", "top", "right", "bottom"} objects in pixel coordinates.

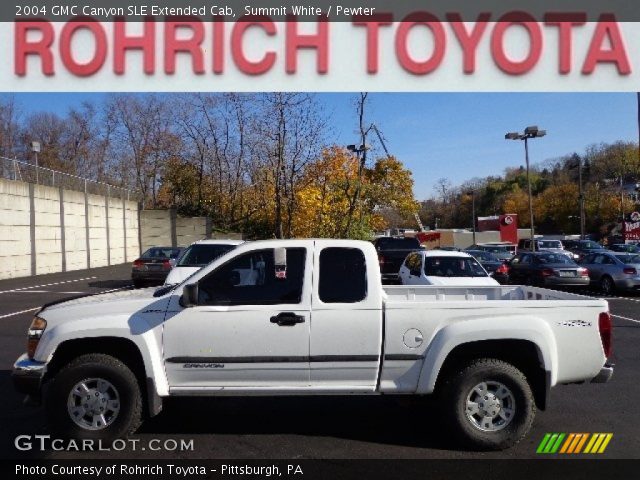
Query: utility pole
[
  {"left": 468, "top": 190, "right": 476, "bottom": 244},
  {"left": 578, "top": 158, "right": 585, "bottom": 240}
]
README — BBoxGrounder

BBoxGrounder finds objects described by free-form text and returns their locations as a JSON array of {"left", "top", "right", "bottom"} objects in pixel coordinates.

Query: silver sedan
[{"left": 580, "top": 252, "right": 640, "bottom": 294}]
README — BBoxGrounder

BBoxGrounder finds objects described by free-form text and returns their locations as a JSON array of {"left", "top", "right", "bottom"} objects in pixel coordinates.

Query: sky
[{"left": 10, "top": 92, "right": 640, "bottom": 200}]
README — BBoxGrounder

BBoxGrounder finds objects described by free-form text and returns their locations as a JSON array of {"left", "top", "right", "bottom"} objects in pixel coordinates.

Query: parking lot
[{"left": 1, "top": 264, "right": 638, "bottom": 460}]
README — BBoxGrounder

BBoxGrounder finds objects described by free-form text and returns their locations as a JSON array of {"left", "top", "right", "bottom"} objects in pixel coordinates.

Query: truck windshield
[
  {"left": 424, "top": 257, "right": 488, "bottom": 277},
  {"left": 177, "top": 244, "right": 236, "bottom": 267}
]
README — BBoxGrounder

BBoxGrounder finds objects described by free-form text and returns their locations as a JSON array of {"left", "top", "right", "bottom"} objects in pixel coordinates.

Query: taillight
[
  {"left": 162, "top": 259, "right": 172, "bottom": 270},
  {"left": 541, "top": 268, "right": 554, "bottom": 277},
  {"left": 132, "top": 259, "right": 144, "bottom": 269},
  {"left": 580, "top": 268, "right": 590, "bottom": 277},
  {"left": 496, "top": 264, "right": 509, "bottom": 274},
  {"left": 623, "top": 267, "right": 637, "bottom": 275},
  {"left": 378, "top": 255, "right": 385, "bottom": 266},
  {"left": 599, "top": 312, "right": 612, "bottom": 357}
]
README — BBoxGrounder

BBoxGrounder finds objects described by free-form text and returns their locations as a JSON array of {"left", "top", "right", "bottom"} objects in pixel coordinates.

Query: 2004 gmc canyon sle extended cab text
[{"left": 13, "top": 240, "right": 613, "bottom": 450}]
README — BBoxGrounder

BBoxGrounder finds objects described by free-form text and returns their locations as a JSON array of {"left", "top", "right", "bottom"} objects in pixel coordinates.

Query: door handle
[{"left": 270, "top": 312, "right": 305, "bottom": 326}]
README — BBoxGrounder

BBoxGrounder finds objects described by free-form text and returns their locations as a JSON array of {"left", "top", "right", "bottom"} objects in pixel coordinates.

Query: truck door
[
  {"left": 162, "top": 245, "right": 311, "bottom": 389},
  {"left": 309, "top": 242, "right": 384, "bottom": 390}
]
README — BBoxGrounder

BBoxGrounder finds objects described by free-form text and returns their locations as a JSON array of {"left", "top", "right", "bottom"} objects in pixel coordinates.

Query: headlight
[{"left": 27, "top": 316, "right": 47, "bottom": 359}]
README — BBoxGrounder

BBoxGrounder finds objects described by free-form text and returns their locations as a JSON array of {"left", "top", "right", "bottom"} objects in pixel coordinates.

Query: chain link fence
[{"left": 0, "top": 156, "right": 138, "bottom": 201}]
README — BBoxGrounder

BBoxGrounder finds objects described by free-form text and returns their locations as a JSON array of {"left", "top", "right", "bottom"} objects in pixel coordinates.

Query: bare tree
[
  {"left": 252, "top": 93, "right": 328, "bottom": 238},
  {"left": 106, "top": 94, "right": 178, "bottom": 207}
]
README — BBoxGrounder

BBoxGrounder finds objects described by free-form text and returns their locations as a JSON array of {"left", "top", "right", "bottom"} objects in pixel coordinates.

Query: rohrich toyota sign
[{"left": 3, "top": 9, "right": 640, "bottom": 91}]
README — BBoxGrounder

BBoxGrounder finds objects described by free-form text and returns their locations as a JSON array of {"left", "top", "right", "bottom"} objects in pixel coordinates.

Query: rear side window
[{"left": 319, "top": 248, "right": 367, "bottom": 303}]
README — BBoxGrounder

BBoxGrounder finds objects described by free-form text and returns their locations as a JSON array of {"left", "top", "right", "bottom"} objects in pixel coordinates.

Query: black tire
[
  {"left": 45, "top": 353, "right": 142, "bottom": 440},
  {"left": 441, "top": 358, "right": 536, "bottom": 451},
  {"left": 133, "top": 279, "right": 145, "bottom": 289},
  {"left": 600, "top": 275, "right": 615, "bottom": 295}
]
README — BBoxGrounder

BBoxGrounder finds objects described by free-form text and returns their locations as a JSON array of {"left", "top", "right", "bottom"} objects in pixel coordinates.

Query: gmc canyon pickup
[{"left": 13, "top": 240, "right": 613, "bottom": 450}]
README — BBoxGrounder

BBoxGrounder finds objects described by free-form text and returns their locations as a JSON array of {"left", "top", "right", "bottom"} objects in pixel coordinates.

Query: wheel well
[
  {"left": 44, "top": 337, "right": 151, "bottom": 413},
  {"left": 434, "top": 339, "right": 549, "bottom": 410}
]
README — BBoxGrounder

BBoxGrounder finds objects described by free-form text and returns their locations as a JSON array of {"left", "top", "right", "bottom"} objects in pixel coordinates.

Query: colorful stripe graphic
[{"left": 537, "top": 433, "right": 612, "bottom": 454}]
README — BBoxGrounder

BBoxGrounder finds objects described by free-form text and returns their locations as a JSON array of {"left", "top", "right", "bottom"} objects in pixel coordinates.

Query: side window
[
  {"left": 197, "top": 248, "right": 306, "bottom": 306},
  {"left": 319, "top": 248, "right": 367, "bottom": 303},
  {"left": 520, "top": 254, "right": 531, "bottom": 264}
]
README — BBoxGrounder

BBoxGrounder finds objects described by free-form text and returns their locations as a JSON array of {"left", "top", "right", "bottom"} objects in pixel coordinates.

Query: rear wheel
[
  {"left": 600, "top": 276, "right": 615, "bottom": 295},
  {"left": 441, "top": 358, "right": 535, "bottom": 450},
  {"left": 45, "top": 354, "right": 142, "bottom": 440}
]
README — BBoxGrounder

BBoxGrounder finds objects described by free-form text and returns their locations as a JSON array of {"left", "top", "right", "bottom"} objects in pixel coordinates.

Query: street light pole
[
  {"left": 505, "top": 126, "right": 547, "bottom": 253},
  {"left": 578, "top": 160, "right": 585, "bottom": 240},
  {"left": 523, "top": 137, "right": 535, "bottom": 251}
]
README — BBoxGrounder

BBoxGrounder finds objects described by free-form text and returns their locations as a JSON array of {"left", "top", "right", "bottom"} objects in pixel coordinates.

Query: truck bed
[
  {"left": 383, "top": 285, "right": 605, "bottom": 305},
  {"left": 378, "top": 284, "right": 609, "bottom": 393}
]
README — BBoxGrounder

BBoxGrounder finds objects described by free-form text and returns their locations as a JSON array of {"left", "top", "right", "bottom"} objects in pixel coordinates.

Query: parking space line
[
  {"left": 0, "top": 277, "right": 97, "bottom": 294},
  {"left": 611, "top": 314, "right": 640, "bottom": 324},
  {"left": 0, "top": 307, "right": 39, "bottom": 319},
  {"left": 10, "top": 290, "right": 89, "bottom": 294}
]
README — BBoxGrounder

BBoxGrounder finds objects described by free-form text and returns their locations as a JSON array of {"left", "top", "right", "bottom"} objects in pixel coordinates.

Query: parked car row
[
  {"left": 131, "top": 240, "right": 244, "bottom": 287},
  {"left": 135, "top": 236, "right": 640, "bottom": 297}
]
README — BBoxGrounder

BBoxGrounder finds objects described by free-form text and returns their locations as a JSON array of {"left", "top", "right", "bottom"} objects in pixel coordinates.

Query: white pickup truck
[{"left": 13, "top": 240, "right": 613, "bottom": 450}]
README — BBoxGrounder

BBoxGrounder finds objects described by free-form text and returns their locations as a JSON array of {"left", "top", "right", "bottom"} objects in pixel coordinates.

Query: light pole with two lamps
[{"left": 505, "top": 126, "right": 547, "bottom": 252}]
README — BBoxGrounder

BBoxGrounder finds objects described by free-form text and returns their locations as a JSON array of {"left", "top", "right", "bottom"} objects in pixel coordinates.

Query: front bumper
[
  {"left": 591, "top": 363, "right": 614, "bottom": 383},
  {"left": 12, "top": 353, "right": 47, "bottom": 396}
]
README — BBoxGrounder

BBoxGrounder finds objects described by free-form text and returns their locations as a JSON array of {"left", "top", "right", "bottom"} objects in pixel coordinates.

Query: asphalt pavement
[{"left": 0, "top": 265, "right": 638, "bottom": 460}]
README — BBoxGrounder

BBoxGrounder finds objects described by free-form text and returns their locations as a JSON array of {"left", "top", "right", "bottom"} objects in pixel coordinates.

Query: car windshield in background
[
  {"left": 581, "top": 241, "right": 604, "bottom": 250},
  {"left": 617, "top": 254, "right": 640, "bottom": 264},
  {"left": 467, "top": 251, "right": 498, "bottom": 262},
  {"left": 424, "top": 257, "right": 488, "bottom": 277},
  {"left": 177, "top": 244, "right": 236, "bottom": 267},
  {"left": 538, "top": 240, "right": 562, "bottom": 249},
  {"left": 613, "top": 244, "right": 639, "bottom": 252},
  {"left": 142, "top": 247, "right": 182, "bottom": 259},
  {"left": 536, "top": 254, "right": 576, "bottom": 265},
  {"left": 377, "top": 238, "right": 421, "bottom": 249},
  {"left": 483, "top": 246, "right": 510, "bottom": 253}
]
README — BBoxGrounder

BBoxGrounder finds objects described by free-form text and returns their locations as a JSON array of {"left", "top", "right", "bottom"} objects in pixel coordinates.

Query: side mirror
[{"left": 180, "top": 283, "right": 199, "bottom": 308}]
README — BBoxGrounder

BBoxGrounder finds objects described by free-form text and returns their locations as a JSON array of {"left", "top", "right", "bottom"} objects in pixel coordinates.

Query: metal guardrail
[{"left": 0, "top": 156, "right": 138, "bottom": 201}]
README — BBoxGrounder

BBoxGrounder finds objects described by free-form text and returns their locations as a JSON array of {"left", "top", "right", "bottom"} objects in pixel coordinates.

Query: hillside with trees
[{"left": 420, "top": 141, "right": 640, "bottom": 237}]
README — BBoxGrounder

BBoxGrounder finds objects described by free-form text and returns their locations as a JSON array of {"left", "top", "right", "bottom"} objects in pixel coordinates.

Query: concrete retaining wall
[
  {"left": 0, "top": 178, "right": 140, "bottom": 280},
  {"left": 140, "top": 210, "right": 209, "bottom": 251}
]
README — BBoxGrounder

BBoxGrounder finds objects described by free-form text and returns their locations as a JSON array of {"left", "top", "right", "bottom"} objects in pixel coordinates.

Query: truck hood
[
  {"left": 164, "top": 266, "right": 200, "bottom": 285},
  {"left": 38, "top": 287, "right": 167, "bottom": 324}
]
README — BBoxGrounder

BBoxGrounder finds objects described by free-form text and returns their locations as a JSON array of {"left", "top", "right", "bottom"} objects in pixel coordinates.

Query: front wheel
[
  {"left": 441, "top": 358, "right": 536, "bottom": 450},
  {"left": 45, "top": 354, "right": 142, "bottom": 440}
]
